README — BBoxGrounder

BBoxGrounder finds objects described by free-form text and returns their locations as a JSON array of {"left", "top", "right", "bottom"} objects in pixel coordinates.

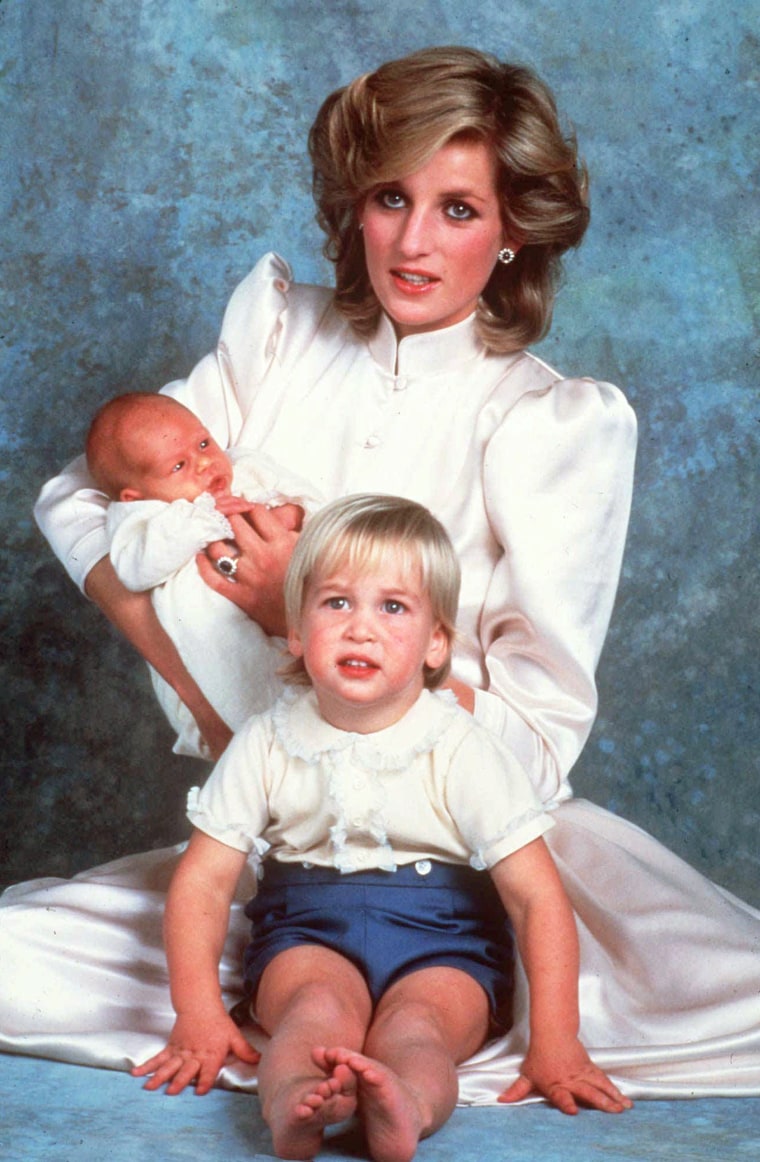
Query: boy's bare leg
[
  {"left": 318, "top": 967, "right": 489, "bottom": 1162},
  {"left": 254, "top": 945, "right": 373, "bottom": 1160}
]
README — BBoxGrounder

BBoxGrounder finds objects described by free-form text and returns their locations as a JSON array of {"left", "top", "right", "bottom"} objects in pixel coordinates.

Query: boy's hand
[
  {"left": 498, "top": 1037, "right": 632, "bottom": 1115},
  {"left": 132, "top": 1010, "right": 260, "bottom": 1095}
]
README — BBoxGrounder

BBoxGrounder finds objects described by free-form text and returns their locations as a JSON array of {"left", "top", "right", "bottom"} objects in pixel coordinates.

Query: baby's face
[{"left": 122, "top": 405, "right": 232, "bottom": 504}]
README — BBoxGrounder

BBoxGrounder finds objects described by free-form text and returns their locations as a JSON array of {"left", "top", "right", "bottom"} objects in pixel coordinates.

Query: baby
[
  {"left": 133, "top": 494, "right": 630, "bottom": 1161},
  {"left": 86, "top": 392, "right": 323, "bottom": 757}
]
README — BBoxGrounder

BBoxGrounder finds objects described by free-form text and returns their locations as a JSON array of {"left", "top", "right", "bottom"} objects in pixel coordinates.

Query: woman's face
[{"left": 359, "top": 138, "right": 509, "bottom": 339}]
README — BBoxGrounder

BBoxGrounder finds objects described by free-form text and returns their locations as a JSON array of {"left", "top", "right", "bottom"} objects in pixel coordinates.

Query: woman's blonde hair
[
  {"left": 308, "top": 45, "right": 589, "bottom": 353},
  {"left": 283, "top": 494, "right": 460, "bottom": 689}
]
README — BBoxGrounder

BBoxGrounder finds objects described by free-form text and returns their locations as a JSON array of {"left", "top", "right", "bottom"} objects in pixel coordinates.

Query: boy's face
[
  {"left": 288, "top": 549, "right": 449, "bottom": 734},
  {"left": 119, "top": 404, "right": 232, "bottom": 504}
]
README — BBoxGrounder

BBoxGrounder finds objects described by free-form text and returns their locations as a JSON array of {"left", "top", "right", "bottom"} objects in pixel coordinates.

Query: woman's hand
[
  {"left": 197, "top": 507, "right": 301, "bottom": 637},
  {"left": 132, "top": 1009, "right": 260, "bottom": 1096},
  {"left": 498, "top": 1037, "right": 632, "bottom": 1115},
  {"left": 442, "top": 676, "right": 476, "bottom": 713},
  {"left": 214, "top": 496, "right": 305, "bottom": 532}
]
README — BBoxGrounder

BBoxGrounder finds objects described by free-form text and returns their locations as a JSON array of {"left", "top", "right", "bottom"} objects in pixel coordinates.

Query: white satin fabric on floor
[{"left": 1, "top": 798, "right": 759, "bottom": 1103}]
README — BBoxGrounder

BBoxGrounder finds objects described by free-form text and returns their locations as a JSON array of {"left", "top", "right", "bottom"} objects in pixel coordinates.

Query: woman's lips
[{"left": 390, "top": 268, "right": 440, "bottom": 294}]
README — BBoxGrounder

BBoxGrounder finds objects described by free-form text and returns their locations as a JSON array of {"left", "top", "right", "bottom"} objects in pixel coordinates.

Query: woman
[{"left": 6, "top": 47, "right": 760, "bottom": 1102}]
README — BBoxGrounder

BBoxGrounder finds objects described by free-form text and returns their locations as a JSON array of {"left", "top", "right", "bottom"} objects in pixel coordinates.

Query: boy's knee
[{"left": 288, "top": 976, "right": 369, "bottom": 1029}]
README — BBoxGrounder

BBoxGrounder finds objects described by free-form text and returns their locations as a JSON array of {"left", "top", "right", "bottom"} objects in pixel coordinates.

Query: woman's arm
[
  {"left": 442, "top": 676, "right": 475, "bottom": 713},
  {"left": 477, "top": 379, "right": 638, "bottom": 802},
  {"left": 33, "top": 257, "right": 293, "bottom": 738},
  {"left": 34, "top": 256, "right": 292, "bottom": 595},
  {"left": 132, "top": 829, "right": 259, "bottom": 1094},
  {"left": 490, "top": 839, "right": 631, "bottom": 1114},
  {"left": 85, "top": 557, "right": 232, "bottom": 758}
]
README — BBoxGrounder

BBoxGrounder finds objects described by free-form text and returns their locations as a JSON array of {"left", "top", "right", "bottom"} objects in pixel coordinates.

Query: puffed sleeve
[
  {"left": 33, "top": 253, "right": 293, "bottom": 592},
  {"left": 475, "top": 377, "right": 637, "bottom": 805},
  {"left": 445, "top": 724, "right": 555, "bottom": 869},
  {"left": 107, "top": 496, "right": 233, "bottom": 591},
  {"left": 186, "top": 713, "right": 274, "bottom": 856}
]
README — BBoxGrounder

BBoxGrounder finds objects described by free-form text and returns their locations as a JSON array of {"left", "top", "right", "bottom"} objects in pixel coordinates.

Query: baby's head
[
  {"left": 86, "top": 393, "right": 232, "bottom": 503},
  {"left": 284, "top": 494, "right": 460, "bottom": 695}
]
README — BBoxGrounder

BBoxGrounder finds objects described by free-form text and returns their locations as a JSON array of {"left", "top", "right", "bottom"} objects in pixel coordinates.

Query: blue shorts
[{"left": 243, "top": 861, "right": 514, "bottom": 1021}]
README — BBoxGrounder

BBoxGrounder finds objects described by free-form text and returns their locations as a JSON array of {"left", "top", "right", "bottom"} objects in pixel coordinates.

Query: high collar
[{"left": 367, "top": 310, "right": 485, "bottom": 378}]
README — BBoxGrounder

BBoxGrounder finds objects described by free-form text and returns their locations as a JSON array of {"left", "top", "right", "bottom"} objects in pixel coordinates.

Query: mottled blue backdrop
[{"left": 1, "top": 2, "right": 757, "bottom": 902}]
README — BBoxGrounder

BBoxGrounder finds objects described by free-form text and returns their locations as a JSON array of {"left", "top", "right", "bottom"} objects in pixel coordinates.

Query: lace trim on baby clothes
[
  {"left": 193, "top": 492, "right": 234, "bottom": 540},
  {"left": 272, "top": 687, "right": 462, "bottom": 770},
  {"left": 468, "top": 806, "right": 548, "bottom": 870},
  {"left": 352, "top": 697, "right": 461, "bottom": 773},
  {"left": 323, "top": 751, "right": 396, "bottom": 874},
  {"left": 186, "top": 786, "right": 271, "bottom": 872},
  {"left": 270, "top": 689, "right": 338, "bottom": 763}
]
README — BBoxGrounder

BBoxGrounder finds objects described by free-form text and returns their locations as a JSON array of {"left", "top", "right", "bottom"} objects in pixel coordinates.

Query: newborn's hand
[
  {"left": 214, "top": 495, "right": 258, "bottom": 517},
  {"left": 213, "top": 496, "right": 305, "bottom": 531}
]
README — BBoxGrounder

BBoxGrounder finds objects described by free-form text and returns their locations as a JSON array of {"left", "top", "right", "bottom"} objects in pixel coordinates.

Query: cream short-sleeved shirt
[{"left": 187, "top": 687, "right": 554, "bottom": 875}]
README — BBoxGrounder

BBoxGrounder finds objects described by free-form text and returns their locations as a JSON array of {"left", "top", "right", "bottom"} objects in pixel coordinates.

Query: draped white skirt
[{"left": 2, "top": 798, "right": 759, "bottom": 1103}]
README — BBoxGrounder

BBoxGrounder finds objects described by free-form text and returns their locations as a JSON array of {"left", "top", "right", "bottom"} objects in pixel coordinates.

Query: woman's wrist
[{"left": 442, "top": 676, "right": 476, "bottom": 713}]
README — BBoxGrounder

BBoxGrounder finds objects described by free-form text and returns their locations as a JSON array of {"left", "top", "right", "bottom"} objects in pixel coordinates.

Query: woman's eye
[
  {"left": 377, "top": 189, "right": 406, "bottom": 210},
  {"left": 327, "top": 597, "right": 348, "bottom": 610},
  {"left": 383, "top": 600, "right": 405, "bottom": 615},
  {"left": 445, "top": 201, "right": 475, "bottom": 221}
]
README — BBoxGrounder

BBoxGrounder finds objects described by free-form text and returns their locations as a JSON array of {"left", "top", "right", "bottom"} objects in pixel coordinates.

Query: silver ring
[{"left": 216, "top": 555, "right": 239, "bottom": 578}]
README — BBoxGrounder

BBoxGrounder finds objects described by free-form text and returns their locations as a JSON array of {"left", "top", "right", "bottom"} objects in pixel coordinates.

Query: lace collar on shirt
[
  {"left": 367, "top": 311, "right": 486, "bottom": 378},
  {"left": 272, "top": 687, "right": 461, "bottom": 771}
]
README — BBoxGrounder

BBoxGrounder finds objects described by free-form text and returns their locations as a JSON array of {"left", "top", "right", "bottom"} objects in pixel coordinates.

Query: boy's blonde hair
[{"left": 284, "top": 494, "right": 460, "bottom": 689}]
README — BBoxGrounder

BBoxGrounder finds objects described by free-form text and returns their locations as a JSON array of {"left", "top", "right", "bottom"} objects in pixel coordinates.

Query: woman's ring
[{"left": 216, "top": 555, "right": 239, "bottom": 579}]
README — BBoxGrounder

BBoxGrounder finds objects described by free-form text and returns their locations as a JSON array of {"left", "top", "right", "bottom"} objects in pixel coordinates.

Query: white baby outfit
[{"left": 106, "top": 447, "right": 322, "bottom": 756}]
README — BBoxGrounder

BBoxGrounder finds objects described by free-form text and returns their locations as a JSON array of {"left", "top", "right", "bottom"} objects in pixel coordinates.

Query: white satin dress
[{"left": 9, "top": 254, "right": 759, "bottom": 1102}]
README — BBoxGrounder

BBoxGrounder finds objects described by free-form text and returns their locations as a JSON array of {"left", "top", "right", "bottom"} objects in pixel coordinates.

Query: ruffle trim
[
  {"left": 192, "top": 492, "right": 234, "bottom": 541},
  {"left": 269, "top": 690, "right": 463, "bottom": 874},
  {"left": 271, "top": 688, "right": 461, "bottom": 771},
  {"left": 186, "top": 786, "right": 271, "bottom": 869},
  {"left": 469, "top": 806, "right": 549, "bottom": 870}
]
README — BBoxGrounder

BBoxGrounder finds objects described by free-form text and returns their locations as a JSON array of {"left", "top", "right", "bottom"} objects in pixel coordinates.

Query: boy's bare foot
[
  {"left": 316, "top": 1046, "right": 424, "bottom": 1162},
  {"left": 267, "top": 1063, "right": 357, "bottom": 1160}
]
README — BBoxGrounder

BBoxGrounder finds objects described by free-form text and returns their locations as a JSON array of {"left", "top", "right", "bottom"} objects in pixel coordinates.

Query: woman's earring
[
  {"left": 498, "top": 247, "right": 515, "bottom": 265},
  {"left": 357, "top": 222, "right": 364, "bottom": 232}
]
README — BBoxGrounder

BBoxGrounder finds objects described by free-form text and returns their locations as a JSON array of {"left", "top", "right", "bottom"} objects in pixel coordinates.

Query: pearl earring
[{"left": 498, "top": 247, "right": 515, "bottom": 265}]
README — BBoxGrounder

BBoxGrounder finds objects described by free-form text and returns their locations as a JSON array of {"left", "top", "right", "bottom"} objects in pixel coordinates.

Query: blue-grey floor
[{"left": 2, "top": 1056, "right": 759, "bottom": 1161}]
